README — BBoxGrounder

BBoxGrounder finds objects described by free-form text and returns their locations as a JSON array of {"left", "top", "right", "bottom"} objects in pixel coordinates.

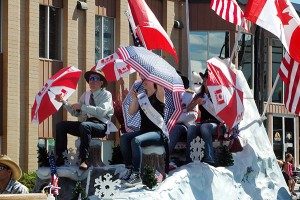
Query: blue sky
[{"left": 291, "top": 0, "right": 299, "bottom": 3}]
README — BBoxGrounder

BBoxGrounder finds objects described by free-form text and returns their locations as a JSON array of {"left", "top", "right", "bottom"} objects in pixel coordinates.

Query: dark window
[
  {"left": 238, "top": 33, "right": 254, "bottom": 90},
  {"left": 271, "top": 39, "right": 284, "bottom": 103},
  {"left": 39, "top": 5, "right": 62, "bottom": 60},
  {"left": 95, "top": 16, "right": 114, "bottom": 63},
  {"left": 273, "top": 116, "right": 283, "bottom": 160}
]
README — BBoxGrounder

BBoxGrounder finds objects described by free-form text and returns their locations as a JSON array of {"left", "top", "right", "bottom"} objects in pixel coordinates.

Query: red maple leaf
[{"left": 275, "top": 0, "right": 293, "bottom": 25}]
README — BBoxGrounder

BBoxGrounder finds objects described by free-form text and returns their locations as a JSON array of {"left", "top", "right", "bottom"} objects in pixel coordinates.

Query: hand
[
  {"left": 71, "top": 103, "right": 81, "bottom": 111},
  {"left": 196, "top": 97, "right": 205, "bottom": 105},
  {"left": 131, "top": 90, "right": 138, "bottom": 100},
  {"left": 55, "top": 94, "right": 64, "bottom": 103},
  {"left": 119, "top": 77, "right": 124, "bottom": 85}
]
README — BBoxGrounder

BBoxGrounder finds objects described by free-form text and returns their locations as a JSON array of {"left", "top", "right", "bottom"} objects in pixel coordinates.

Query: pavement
[{"left": 292, "top": 183, "right": 300, "bottom": 200}]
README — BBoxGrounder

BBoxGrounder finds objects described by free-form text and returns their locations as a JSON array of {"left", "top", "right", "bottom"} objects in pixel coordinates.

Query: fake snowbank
[{"left": 111, "top": 70, "right": 291, "bottom": 200}]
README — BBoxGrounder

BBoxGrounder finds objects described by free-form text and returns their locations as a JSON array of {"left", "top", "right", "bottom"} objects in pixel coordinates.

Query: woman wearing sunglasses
[
  {"left": 120, "top": 75, "right": 166, "bottom": 187},
  {"left": 55, "top": 68, "right": 114, "bottom": 170}
]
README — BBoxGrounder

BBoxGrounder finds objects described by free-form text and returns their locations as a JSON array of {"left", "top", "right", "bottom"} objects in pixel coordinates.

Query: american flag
[
  {"left": 125, "top": 9, "right": 143, "bottom": 47},
  {"left": 210, "top": 0, "right": 248, "bottom": 31},
  {"left": 155, "top": 170, "right": 164, "bottom": 183},
  {"left": 279, "top": 53, "right": 300, "bottom": 115},
  {"left": 49, "top": 152, "right": 59, "bottom": 196}
]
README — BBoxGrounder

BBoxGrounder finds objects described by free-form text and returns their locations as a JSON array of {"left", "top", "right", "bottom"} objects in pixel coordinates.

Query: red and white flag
[
  {"left": 210, "top": 0, "right": 248, "bottom": 31},
  {"left": 127, "top": 0, "right": 178, "bottom": 63},
  {"left": 244, "top": 0, "right": 300, "bottom": 63},
  {"left": 279, "top": 52, "right": 300, "bottom": 115}
]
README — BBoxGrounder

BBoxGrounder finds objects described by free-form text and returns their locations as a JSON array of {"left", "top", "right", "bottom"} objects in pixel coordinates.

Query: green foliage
[
  {"left": 108, "top": 144, "right": 123, "bottom": 165},
  {"left": 216, "top": 145, "right": 234, "bottom": 167},
  {"left": 37, "top": 146, "right": 50, "bottom": 167},
  {"left": 142, "top": 165, "right": 157, "bottom": 189},
  {"left": 19, "top": 171, "right": 37, "bottom": 193},
  {"left": 72, "top": 181, "right": 89, "bottom": 200}
]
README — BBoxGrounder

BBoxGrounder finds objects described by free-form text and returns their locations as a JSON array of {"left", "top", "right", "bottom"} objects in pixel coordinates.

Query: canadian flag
[
  {"left": 127, "top": 0, "right": 178, "bottom": 63},
  {"left": 244, "top": 0, "right": 300, "bottom": 63},
  {"left": 95, "top": 53, "right": 135, "bottom": 82}
]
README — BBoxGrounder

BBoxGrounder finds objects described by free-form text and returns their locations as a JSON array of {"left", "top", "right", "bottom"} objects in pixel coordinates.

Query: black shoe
[
  {"left": 124, "top": 172, "right": 142, "bottom": 187},
  {"left": 56, "top": 156, "right": 65, "bottom": 167},
  {"left": 120, "top": 168, "right": 132, "bottom": 183}
]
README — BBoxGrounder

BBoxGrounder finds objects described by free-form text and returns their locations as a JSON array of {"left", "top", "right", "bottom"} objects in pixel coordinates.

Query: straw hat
[
  {"left": 84, "top": 66, "right": 107, "bottom": 87},
  {"left": 0, "top": 155, "right": 22, "bottom": 180}
]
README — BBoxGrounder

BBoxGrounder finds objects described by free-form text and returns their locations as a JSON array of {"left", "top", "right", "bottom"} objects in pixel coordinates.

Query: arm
[
  {"left": 55, "top": 93, "right": 83, "bottom": 117},
  {"left": 187, "top": 94, "right": 205, "bottom": 112},
  {"left": 81, "top": 91, "right": 114, "bottom": 121},
  {"left": 156, "top": 85, "right": 165, "bottom": 103},
  {"left": 128, "top": 89, "right": 139, "bottom": 115},
  {"left": 178, "top": 92, "right": 198, "bottom": 124}
]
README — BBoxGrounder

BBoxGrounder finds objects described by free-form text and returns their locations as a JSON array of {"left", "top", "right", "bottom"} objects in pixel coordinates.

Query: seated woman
[
  {"left": 120, "top": 75, "right": 166, "bottom": 187},
  {"left": 186, "top": 69, "right": 224, "bottom": 166}
]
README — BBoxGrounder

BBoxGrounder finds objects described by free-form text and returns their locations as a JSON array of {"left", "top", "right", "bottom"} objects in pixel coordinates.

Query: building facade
[{"left": 0, "top": 0, "right": 299, "bottom": 172}]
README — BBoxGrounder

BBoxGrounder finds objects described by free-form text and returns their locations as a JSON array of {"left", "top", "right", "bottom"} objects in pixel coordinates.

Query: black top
[
  {"left": 198, "top": 93, "right": 219, "bottom": 123},
  {"left": 140, "top": 93, "right": 165, "bottom": 132}
]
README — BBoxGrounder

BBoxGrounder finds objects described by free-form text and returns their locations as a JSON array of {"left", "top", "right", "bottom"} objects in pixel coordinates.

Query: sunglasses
[
  {"left": 89, "top": 76, "right": 101, "bottom": 82},
  {"left": 0, "top": 165, "right": 9, "bottom": 170}
]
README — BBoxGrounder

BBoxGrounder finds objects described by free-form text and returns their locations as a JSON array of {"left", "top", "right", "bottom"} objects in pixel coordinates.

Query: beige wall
[{"left": 4, "top": 0, "right": 295, "bottom": 172}]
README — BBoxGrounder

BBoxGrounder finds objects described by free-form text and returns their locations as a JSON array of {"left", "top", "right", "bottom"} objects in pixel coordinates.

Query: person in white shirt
[
  {"left": 168, "top": 72, "right": 198, "bottom": 163},
  {"left": 55, "top": 68, "right": 114, "bottom": 170}
]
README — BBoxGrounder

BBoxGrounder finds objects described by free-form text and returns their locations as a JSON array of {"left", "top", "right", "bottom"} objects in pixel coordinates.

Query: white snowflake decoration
[
  {"left": 94, "top": 173, "right": 121, "bottom": 199},
  {"left": 190, "top": 136, "right": 205, "bottom": 162},
  {"left": 66, "top": 148, "right": 80, "bottom": 166},
  {"left": 61, "top": 150, "right": 71, "bottom": 166}
]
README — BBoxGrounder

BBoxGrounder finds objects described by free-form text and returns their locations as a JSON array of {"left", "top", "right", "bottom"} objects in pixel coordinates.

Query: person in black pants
[{"left": 55, "top": 68, "right": 114, "bottom": 170}]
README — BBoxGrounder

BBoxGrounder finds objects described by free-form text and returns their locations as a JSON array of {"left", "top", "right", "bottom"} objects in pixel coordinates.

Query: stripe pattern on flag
[
  {"left": 117, "top": 46, "right": 184, "bottom": 92},
  {"left": 210, "top": 0, "right": 248, "bottom": 31},
  {"left": 279, "top": 52, "right": 300, "bottom": 115}
]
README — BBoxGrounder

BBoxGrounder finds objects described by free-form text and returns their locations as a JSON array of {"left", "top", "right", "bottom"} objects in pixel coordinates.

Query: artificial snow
[{"left": 112, "top": 70, "right": 291, "bottom": 200}]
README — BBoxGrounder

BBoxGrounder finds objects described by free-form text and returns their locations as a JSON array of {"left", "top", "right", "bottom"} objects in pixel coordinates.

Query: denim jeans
[
  {"left": 55, "top": 121, "right": 107, "bottom": 161},
  {"left": 168, "top": 124, "right": 188, "bottom": 154},
  {"left": 120, "top": 130, "right": 162, "bottom": 173},
  {"left": 186, "top": 123, "right": 218, "bottom": 164}
]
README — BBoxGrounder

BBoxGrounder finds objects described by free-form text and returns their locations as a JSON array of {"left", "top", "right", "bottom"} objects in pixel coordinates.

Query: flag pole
[
  {"left": 186, "top": 0, "right": 192, "bottom": 89},
  {"left": 260, "top": 74, "right": 280, "bottom": 122},
  {"left": 229, "top": 18, "right": 245, "bottom": 68}
]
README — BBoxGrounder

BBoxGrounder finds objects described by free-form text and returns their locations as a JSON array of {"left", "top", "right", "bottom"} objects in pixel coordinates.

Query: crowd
[
  {"left": 0, "top": 67, "right": 231, "bottom": 192},
  {"left": 51, "top": 67, "right": 228, "bottom": 187}
]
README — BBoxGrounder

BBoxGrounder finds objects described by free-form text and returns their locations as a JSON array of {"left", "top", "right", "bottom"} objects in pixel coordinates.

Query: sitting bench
[{"left": 75, "top": 138, "right": 105, "bottom": 167}]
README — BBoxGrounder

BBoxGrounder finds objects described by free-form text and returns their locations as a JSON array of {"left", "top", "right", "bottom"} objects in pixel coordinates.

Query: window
[
  {"left": 95, "top": 16, "right": 114, "bottom": 63},
  {"left": 273, "top": 116, "right": 295, "bottom": 160},
  {"left": 189, "top": 31, "right": 229, "bottom": 74},
  {"left": 39, "top": 5, "right": 62, "bottom": 60},
  {"left": 271, "top": 39, "right": 284, "bottom": 103},
  {"left": 238, "top": 33, "right": 254, "bottom": 90}
]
